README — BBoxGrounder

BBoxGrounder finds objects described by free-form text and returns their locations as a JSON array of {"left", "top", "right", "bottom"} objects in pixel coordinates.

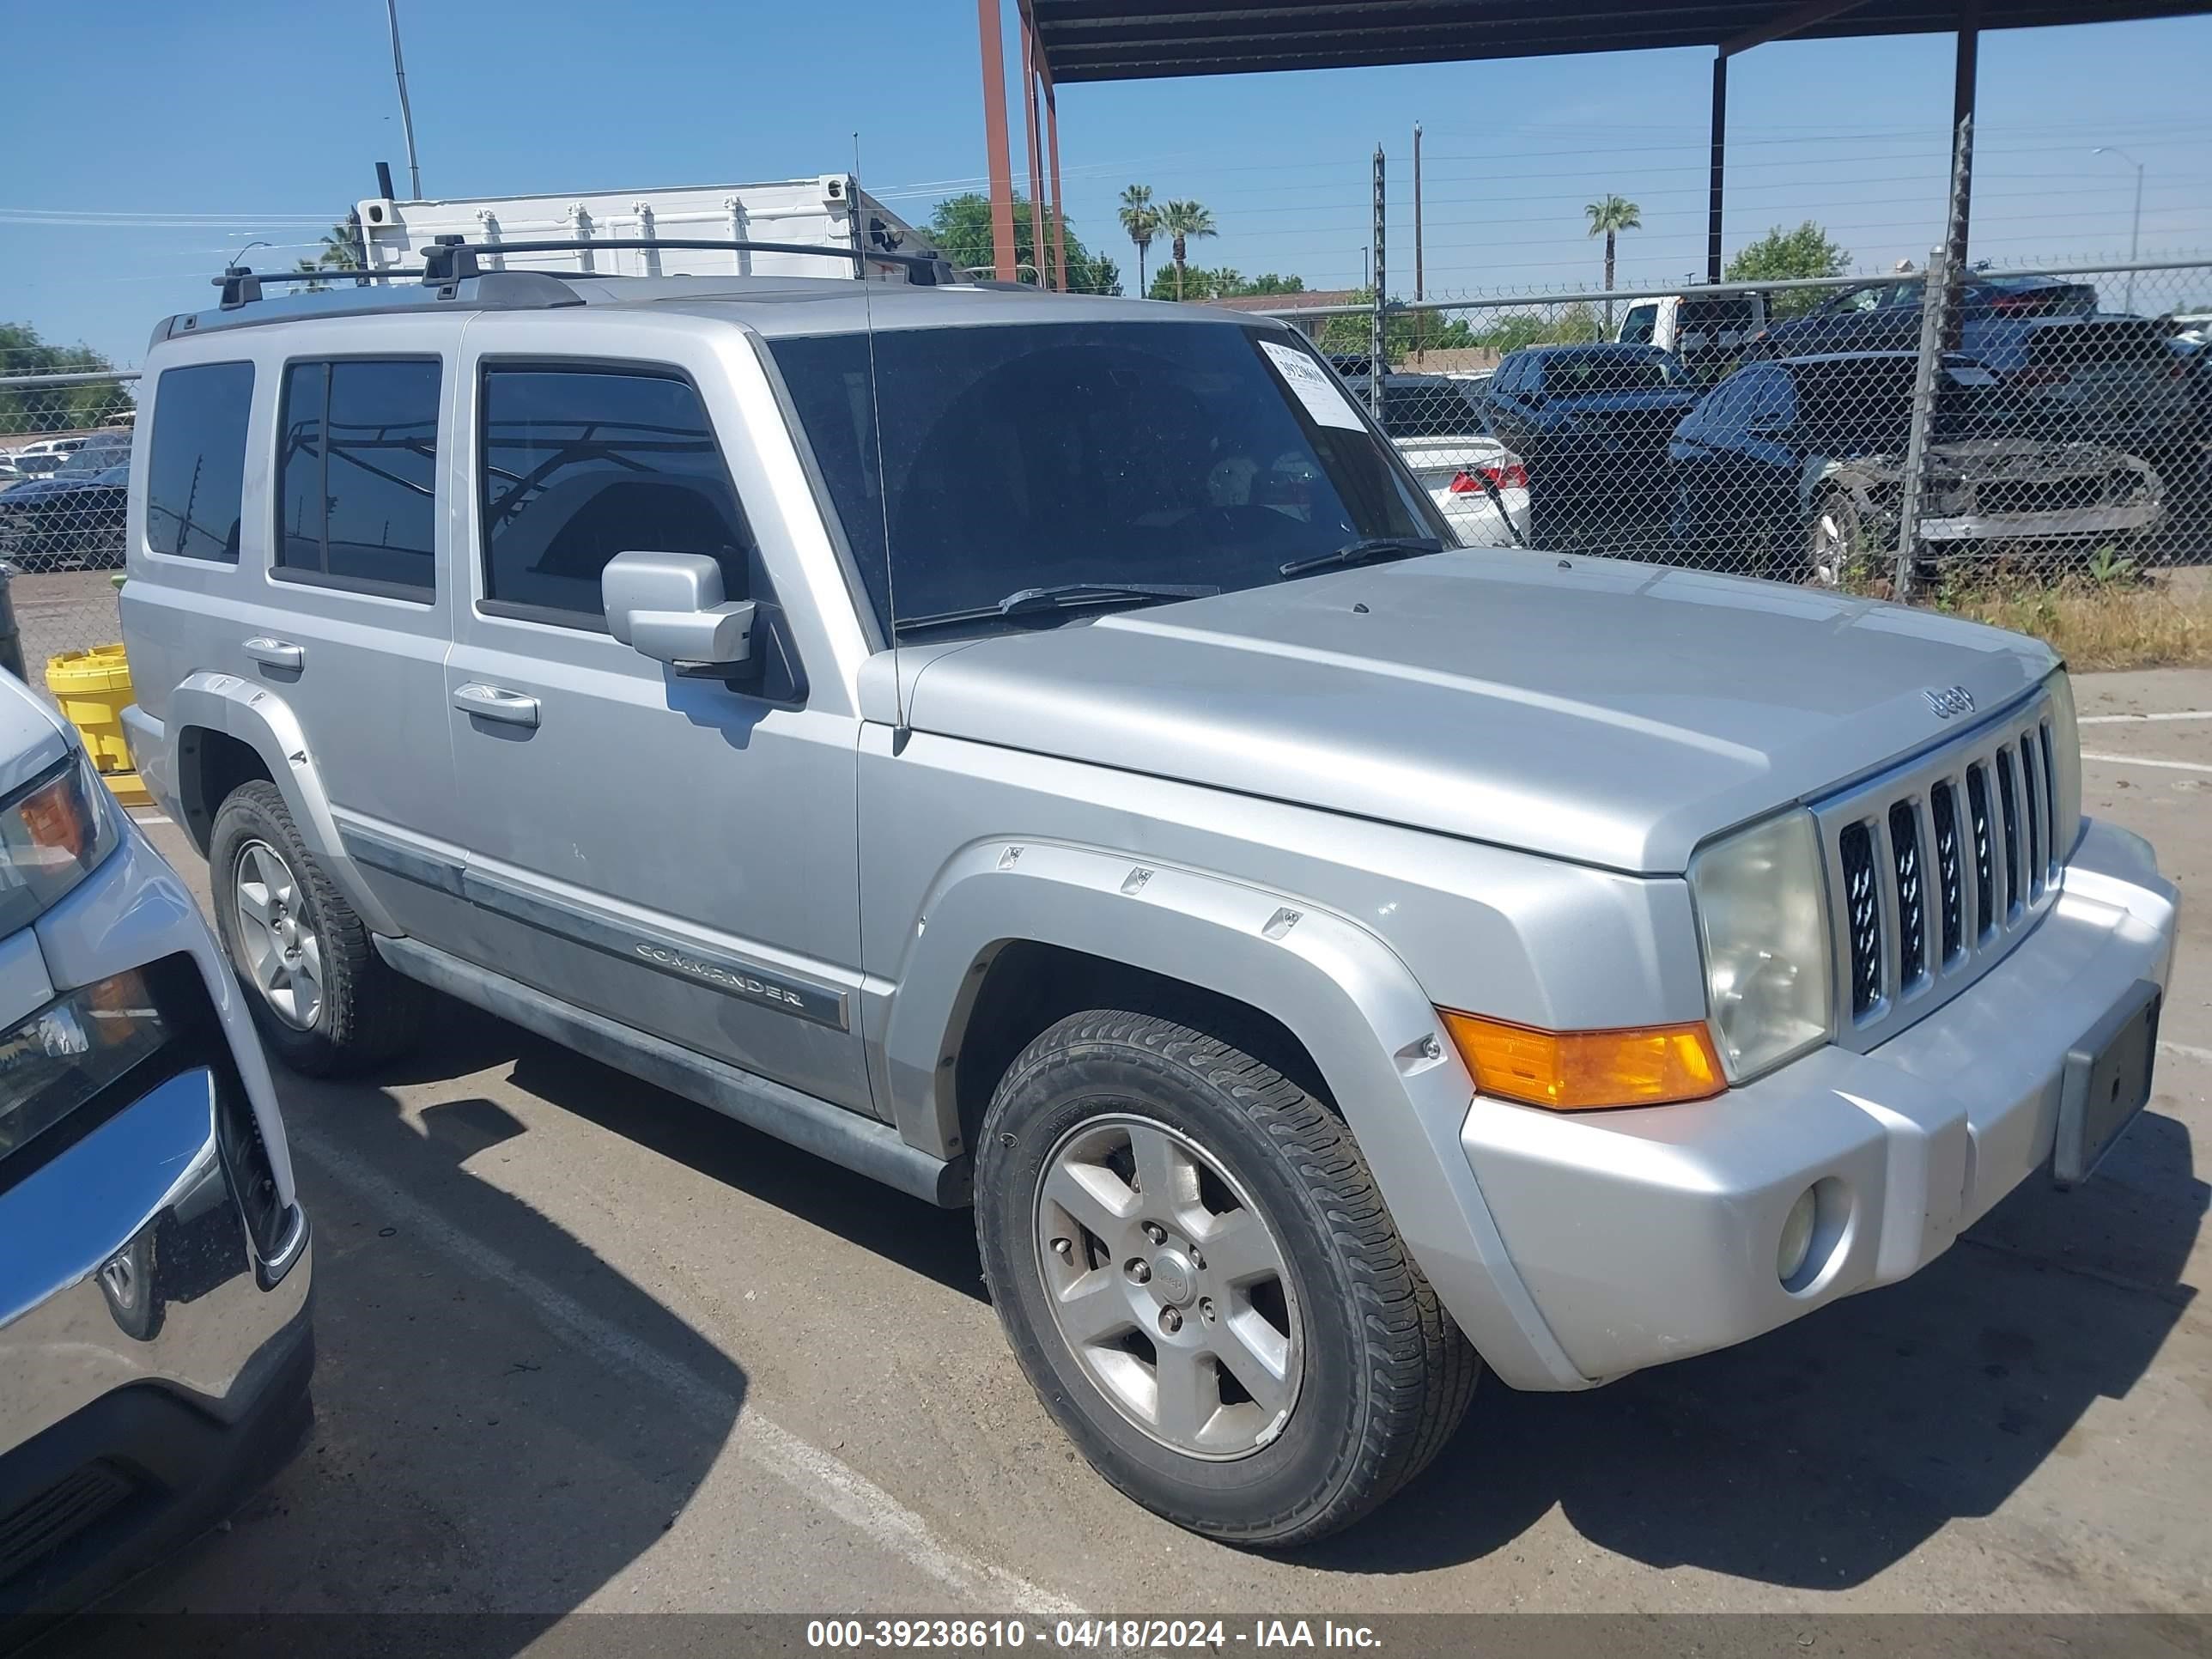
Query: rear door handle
[
  {"left": 242, "top": 637, "right": 303, "bottom": 671},
  {"left": 453, "top": 682, "right": 541, "bottom": 729}
]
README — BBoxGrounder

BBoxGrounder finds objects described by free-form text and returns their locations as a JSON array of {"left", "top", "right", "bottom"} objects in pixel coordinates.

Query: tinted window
[
  {"left": 1381, "top": 377, "right": 1480, "bottom": 438},
  {"left": 1540, "top": 349, "right": 1686, "bottom": 394},
  {"left": 1618, "top": 305, "right": 1658, "bottom": 345},
  {"left": 146, "top": 361, "right": 252, "bottom": 561},
  {"left": 277, "top": 358, "right": 439, "bottom": 594},
  {"left": 1744, "top": 367, "right": 1796, "bottom": 427},
  {"left": 770, "top": 322, "right": 1443, "bottom": 635},
  {"left": 479, "top": 368, "right": 750, "bottom": 622}
]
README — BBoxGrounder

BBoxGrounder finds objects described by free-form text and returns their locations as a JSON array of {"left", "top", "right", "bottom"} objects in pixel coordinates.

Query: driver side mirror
[{"left": 603, "top": 550, "right": 756, "bottom": 672}]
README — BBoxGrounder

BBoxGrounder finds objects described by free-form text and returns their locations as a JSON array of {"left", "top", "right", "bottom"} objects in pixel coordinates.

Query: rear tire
[
  {"left": 209, "top": 780, "right": 422, "bottom": 1076},
  {"left": 975, "top": 1007, "right": 1479, "bottom": 1547}
]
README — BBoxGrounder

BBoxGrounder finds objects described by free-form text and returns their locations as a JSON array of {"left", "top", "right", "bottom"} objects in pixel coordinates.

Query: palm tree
[
  {"left": 293, "top": 217, "right": 363, "bottom": 293},
  {"left": 1584, "top": 194, "right": 1642, "bottom": 333},
  {"left": 1118, "top": 185, "right": 1159, "bottom": 296},
  {"left": 1159, "top": 200, "right": 1217, "bottom": 301}
]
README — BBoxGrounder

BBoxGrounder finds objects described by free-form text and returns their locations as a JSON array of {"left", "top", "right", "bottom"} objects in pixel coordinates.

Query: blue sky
[{"left": 3, "top": 2, "right": 2207, "bottom": 368}]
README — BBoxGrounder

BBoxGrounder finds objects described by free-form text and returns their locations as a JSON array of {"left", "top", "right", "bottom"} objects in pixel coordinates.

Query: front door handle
[
  {"left": 242, "top": 637, "right": 303, "bottom": 671},
  {"left": 452, "top": 682, "right": 541, "bottom": 729}
]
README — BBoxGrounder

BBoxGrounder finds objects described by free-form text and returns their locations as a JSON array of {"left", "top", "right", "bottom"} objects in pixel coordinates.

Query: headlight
[
  {"left": 2047, "top": 670, "right": 2081, "bottom": 861},
  {"left": 0, "top": 970, "right": 167, "bottom": 1167},
  {"left": 1688, "top": 809, "right": 1833, "bottom": 1082},
  {"left": 0, "top": 752, "right": 120, "bottom": 934}
]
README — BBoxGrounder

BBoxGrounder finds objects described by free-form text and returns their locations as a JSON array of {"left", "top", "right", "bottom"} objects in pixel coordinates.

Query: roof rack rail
[
  {"left": 215, "top": 264, "right": 428, "bottom": 308},
  {"left": 416, "top": 234, "right": 955, "bottom": 287}
]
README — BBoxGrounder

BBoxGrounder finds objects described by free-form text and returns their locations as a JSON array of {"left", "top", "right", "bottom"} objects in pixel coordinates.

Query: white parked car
[
  {"left": 1394, "top": 434, "right": 1534, "bottom": 547},
  {"left": 1345, "top": 370, "right": 1534, "bottom": 547}
]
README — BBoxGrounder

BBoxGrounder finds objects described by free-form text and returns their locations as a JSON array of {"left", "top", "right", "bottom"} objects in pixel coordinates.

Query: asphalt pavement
[{"left": 91, "top": 668, "right": 2212, "bottom": 1631}]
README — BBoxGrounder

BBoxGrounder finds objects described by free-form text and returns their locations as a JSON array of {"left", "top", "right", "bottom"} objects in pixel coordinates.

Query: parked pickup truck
[{"left": 118, "top": 256, "right": 2178, "bottom": 1547}]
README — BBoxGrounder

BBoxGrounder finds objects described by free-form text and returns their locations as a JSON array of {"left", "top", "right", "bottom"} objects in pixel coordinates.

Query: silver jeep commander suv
[{"left": 118, "top": 249, "right": 2176, "bottom": 1547}]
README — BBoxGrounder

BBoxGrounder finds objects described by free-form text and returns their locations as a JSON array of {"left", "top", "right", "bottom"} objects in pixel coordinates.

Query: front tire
[
  {"left": 975, "top": 1008, "right": 1478, "bottom": 1547},
  {"left": 208, "top": 780, "right": 422, "bottom": 1076}
]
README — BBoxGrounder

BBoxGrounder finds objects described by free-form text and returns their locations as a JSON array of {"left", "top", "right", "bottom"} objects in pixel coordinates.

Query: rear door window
[
  {"left": 145, "top": 361, "right": 253, "bottom": 562},
  {"left": 276, "top": 357, "right": 441, "bottom": 597},
  {"left": 477, "top": 365, "right": 753, "bottom": 626}
]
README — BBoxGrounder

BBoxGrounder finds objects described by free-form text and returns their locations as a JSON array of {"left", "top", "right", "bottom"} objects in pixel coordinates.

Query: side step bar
[{"left": 374, "top": 935, "right": 971, "bottom": 1207}]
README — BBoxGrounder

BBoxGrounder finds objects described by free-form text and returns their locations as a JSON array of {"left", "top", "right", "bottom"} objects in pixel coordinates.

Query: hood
[{"left": 902, "top": 550, "right": 2057, "bottom": 874}]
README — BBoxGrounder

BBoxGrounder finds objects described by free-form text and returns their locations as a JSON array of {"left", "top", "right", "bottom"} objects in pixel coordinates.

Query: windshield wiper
[
  {"left": 893, "top": 581, "right": 1219, "bottom": 637},
  {"left": 1278, "top": 536, "right": 1443, "bottom": 578}
]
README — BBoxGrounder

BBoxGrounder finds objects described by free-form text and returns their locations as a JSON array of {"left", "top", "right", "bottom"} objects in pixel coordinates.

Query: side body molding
[
  {"left": 873, "top": 839, "right": 1590, "bottom": 1391},
  {"left": 162, "top": 671, "right": 399, "bottom": 937}
]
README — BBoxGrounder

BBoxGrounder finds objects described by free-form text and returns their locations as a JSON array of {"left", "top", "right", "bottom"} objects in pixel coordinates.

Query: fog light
[{"left": 1778, "top": 1187, "right": 1820, "bottom": 1285}]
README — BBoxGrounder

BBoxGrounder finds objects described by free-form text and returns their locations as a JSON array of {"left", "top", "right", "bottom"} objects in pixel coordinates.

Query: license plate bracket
[{"left": 2052, "top": 979, "right": 2161, "bottom": 1188}]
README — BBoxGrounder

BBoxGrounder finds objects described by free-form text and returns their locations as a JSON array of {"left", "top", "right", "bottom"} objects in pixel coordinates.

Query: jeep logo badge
[{"left": 1923, "top": 685, "right": 1974, "bottom": 720}]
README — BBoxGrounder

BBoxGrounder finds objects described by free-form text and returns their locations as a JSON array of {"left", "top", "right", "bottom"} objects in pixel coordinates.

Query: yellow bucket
[{"left": 44, "top": 645, "right": 151, "bottom": 807}]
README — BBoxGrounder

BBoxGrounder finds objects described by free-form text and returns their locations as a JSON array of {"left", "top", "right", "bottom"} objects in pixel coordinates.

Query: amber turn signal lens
[{"left": 1439, "top": 1011, "right": 1725, "bottom": 1111}]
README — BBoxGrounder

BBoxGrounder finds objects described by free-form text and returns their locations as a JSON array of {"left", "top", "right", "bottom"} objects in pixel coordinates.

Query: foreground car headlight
[
  {"left": 2048, "top": 670, "right": 2081, "bottom": 861},
  {"left": 1688, "top": 809, "right": 1833, "bottom": 1082},
  {"left": 0, "top": 970, "right": 167, "bottom": 1165},
  {"left": 0, "top": 752, "right": 121, "bottom": 934}
]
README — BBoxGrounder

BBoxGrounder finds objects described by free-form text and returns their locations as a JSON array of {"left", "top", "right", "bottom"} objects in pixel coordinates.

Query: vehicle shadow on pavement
[
  {"left": 89, "top": 1007, "right": 751, "bottom": 1641},
  {"left": 502, "top": 1031, "right": 992, "bottom": 1304},
  {"left": 1297, "top": 1107, "right": 2204, "bottom": 1586}
]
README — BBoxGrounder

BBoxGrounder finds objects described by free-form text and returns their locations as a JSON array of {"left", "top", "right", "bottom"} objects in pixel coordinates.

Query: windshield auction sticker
[{"left": 1259, "top": 340, "right": 1368, "bottom": 431}]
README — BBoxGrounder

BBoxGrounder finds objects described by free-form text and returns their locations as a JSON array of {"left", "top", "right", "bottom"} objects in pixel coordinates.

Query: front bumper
[
  {"left": 1919, "top": 499, "right": 2161, "bottom": 542},
  {"left": 0, "top": 1065, "right": 313, "bottom": 1616},
  {"left": 0, "top": 818, "right": 313, "bottom": 1616},
  {"left": 1461, "top": 817, "right": 2178, "bottom": 1384}
]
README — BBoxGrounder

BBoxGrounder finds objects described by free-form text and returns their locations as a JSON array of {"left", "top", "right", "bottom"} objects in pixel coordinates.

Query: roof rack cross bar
[
  {"left": 416, "top": 237, "right": 952, "bottom": 286},
  {"left": 215, "top": 265, "right": 431, "bottom": 308}
]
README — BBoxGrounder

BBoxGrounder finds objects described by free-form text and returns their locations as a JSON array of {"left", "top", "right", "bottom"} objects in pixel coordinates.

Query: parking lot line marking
[
  {"left": 294, "top": 1125, "right": 1086, "bottom": 1617},
  {"left": 2081, "top": 711, "right": 2212, "bottom": 725},
  {"left": 129, "top": 811, "right": 173, "bottom": 825},
  {"left": 2162, "top": 1041, "right": 2212, "bottom": 1067},
  {"left": 2080, "top": 752, "right": 2212, "bottom": 775}
]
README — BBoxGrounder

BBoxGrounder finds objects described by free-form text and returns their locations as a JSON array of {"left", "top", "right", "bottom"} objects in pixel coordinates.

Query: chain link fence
[
  {"left": 1, "top": 370, "right": 140, "bottom": 676},
  {"left": 1269, "top": 257, "right": 2212, "bottom": 604}
]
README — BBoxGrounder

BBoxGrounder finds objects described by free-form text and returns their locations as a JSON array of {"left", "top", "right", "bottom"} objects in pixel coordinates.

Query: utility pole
[
  {"left": 385, "top": 0, "right": 423, "bottom": 199},
  {"left": 1413, "top": 122, "right": 1425, "bottom": 303},
  {"left": 2093, "top": 146, "right": 2146, "bottom": 311}
]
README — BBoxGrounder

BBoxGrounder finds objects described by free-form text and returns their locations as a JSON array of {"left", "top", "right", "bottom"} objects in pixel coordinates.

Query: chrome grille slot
[
  {"left": 1815, "top": 690, "right": 2062, "bottom": 1051},
  {"left": 1966, "top": 763, "right": 1995, "bottom": 939},
  {"left": 1930, "top": 780, "right": 1963, "bottom": 965},
  {"left": 1995, "top": 746, "right": 2021, "bottom": 915},
  {"left": 1838, "top": 821, "right": 1881, "bottom": 1018},
  {"left": 1887, "top": 799, "right": 1927, "bottom": 990},
  {"left": 2039, "top": 720, "right": 2060, "bottom": 873}
]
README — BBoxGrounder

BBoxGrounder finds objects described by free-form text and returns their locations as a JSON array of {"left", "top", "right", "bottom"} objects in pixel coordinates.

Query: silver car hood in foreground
[{"left": 902, "top": 550, "right": 2057, "bottom": 874}]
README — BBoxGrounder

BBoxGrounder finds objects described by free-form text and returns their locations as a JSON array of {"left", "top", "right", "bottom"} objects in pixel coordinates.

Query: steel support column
[
  {"left": 976, "top": 0, "right": 1017, "bottom": 281},
  {"left": 1021, "top": 18, "right": 1048, "bottom": 285},
  {"left": 1951, "top": 2, "right": 1979, "bottom": 270},
  {"left": 1707, "top": 52, "right": 1727, "bottom": 284},
  {"left": 1044, "top": 76, "right": 1068, "bottom": 291}
]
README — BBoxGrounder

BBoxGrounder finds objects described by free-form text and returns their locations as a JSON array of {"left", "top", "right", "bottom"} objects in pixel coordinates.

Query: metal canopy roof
[{"left": 1030, "top": 0, "right": 2207, "bottom": 82}]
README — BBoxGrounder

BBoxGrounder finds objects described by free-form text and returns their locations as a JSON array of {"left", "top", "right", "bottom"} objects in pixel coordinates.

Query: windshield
[
  {"left": 56, "top": 442, "right": 128, "bottom": 478},
  {"left": 771, "top": 321, "right": 1446, "bottom": 635},
  {"left": 1540, "top": 349, "right": 1686, "bottom": 394}
]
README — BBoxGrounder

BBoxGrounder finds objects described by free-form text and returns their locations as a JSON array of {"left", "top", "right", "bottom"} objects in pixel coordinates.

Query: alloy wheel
[
  {"left": 232, "top": 838, "right": 325, "bottom": 1030},
  {"left": 1033, "top": 1114, "right": 1304, "bottom": 1460}
]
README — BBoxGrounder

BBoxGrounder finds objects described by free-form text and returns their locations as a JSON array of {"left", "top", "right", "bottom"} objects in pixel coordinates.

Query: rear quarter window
[{"left": 145, "top": 361, "right": 253, "bottom": 562}]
